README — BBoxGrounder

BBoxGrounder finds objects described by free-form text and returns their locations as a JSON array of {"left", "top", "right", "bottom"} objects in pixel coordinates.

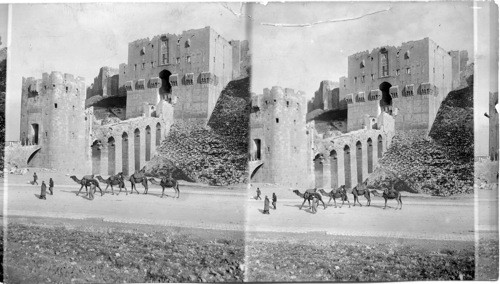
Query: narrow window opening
[
  {"left": 276, "top": 118, "right": 279, "bottom": 123},
  {"left": 54, "top": 103, "right": 57, "bottom": 108}
]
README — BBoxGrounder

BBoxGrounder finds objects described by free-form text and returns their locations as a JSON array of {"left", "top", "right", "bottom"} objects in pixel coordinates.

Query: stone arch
[
  {"left": 145, "top": 125, "right": 151, "bottom": 161},
  {"left": 251, "top": 163, "right": 264, "bottom": 179},
  {"left": 344, "top": 145, "right": 351, "bottom": 189},
  {"left": 367, "top": 138, "right": 373, "bottom": 174},
  {"left": 159, "top": 69, "right": 172, "bottom": 100},
  {"left": 108, "top": 136, "right": 116, "bottom": 175},
  {"left": 379, "top": 82, "right": 392, "bottom": 110},
  {"left": 156, "top": 122, "right": 162, "bottom": 146},
  {"left": 314, "top": 153, "right": 324, "bottom": 188},
  {"left": 134, "top": 128, "right": 141, "bottom": 172},
  {"left": 91, "top": 140, "right": 102, "bottom": 175},
  {"left": 27, "top": 148, "right": 41, "bottom": 166},
  {"left": 122, "top": 132, "right": 129, "bottom": 175},
  {"left": 378, "top": 134, "right": 383, "bottom": 159},
  {"left": 330, "top": 150, "right": 338, "bottom": 189},
  {"left": 356, "top": 141, "right": 363, "bottom": 184}
]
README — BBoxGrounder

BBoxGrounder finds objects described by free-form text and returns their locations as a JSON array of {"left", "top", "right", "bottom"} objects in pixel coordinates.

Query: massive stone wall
[
  {"left": 250, "top": 86, "right": 313, "bottom": 188},
  {"left": 119, "top": 26, "right": 242, "bottom": 121},
  {"left": 86, "top": 66, "right": 119, "bottom": 99},
  {"left": 336, "top": 38, "right": 455, "bottom": 132},
  {"left": 20, "top": 72, "right": 91, "bottom": 174}
]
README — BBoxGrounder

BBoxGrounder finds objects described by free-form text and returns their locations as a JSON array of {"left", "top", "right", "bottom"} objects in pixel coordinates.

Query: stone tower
[
  {"left": 250, "top": 86, "right": 314, "bottom": 188},
  {"left": 20, "top": 72, "right": 91, "bottom": 173}
]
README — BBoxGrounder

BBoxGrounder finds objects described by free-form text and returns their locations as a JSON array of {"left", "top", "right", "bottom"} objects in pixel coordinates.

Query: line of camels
[
  {"left": 69, "top": 168, "right": 180, "bottom": 200},
  {"left": 293, "top": 179, "right": 402, "bottom": 212}
]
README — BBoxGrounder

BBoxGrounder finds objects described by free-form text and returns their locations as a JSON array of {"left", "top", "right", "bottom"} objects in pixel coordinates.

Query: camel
[
  {"left": 70, "top": 175, "right": 103, "bottom": 197},
  {"left": 382, "top": 183, "right": 403, "bottom": 210},
  {"left": 293, "top": 189, "right": 327, "bottom": 211},
  {"left": 96, "top": 173, "right": 128, "bottom": 195},
  {"left": 351, "top": 180, "right": 371, "bottom": 207},
  {"left": 129, "top": 168, "right": 148, "bottom": 194},
  {"left": 319, "top": 185, "right": 351, "bottom": 208},
  {"left": 148, "top": 174, "right": 180, "bottom": 198}
]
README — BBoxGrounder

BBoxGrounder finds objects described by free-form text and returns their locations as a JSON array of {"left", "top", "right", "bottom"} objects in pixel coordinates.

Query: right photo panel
[{"left": 247, "top": 1, "right": 498, "bottom": 281}]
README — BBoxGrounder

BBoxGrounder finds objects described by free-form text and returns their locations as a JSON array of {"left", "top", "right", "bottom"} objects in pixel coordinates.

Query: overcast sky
[{"left": 3, "top": 2, "right": 498, "bottom": 156}]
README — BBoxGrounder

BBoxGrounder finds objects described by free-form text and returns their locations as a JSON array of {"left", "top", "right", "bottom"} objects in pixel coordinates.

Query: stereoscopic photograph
[{"left": 0, "top": 1, "right": 498, "bottom": 283}]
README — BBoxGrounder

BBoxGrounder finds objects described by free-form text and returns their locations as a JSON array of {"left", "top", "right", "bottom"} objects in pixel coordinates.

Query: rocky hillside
[
  {"left": 372, "top": 84, "right": 474, "bottom": 196},
  {"left": 146, "top": 77, "right": 250, "bottom": 186}
]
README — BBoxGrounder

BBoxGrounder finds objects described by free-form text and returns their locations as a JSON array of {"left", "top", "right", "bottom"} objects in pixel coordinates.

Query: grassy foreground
[{"left": 4, "top": 221, "right": 244, "bottom": 283}]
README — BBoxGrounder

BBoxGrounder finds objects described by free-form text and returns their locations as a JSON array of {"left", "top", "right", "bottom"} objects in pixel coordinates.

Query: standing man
[
  {"left": 33, "top": 172, "right": 39, "bottom": 185},
  {"left": 311, "top": 195, "right": 318, "bottom": 214},
  {"left": 263, "top": 195, "right": 270, "bottom": 214},
  {"left": 39, "top": 181, "right": 47, "bottom": 200},
  {"left": 272, "top": 193, "right": 277, "bottom": 210},
  {"left": 256, "top": 187, "right": 262, "bottom": 200},
  {"left": 48, "top": 178, "right": 54, "bottom": 195}
]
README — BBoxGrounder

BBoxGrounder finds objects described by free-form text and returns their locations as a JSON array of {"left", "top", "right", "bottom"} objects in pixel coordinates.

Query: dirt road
[{"left": 2, "top": 171, "right": 497, "bottom": 242}]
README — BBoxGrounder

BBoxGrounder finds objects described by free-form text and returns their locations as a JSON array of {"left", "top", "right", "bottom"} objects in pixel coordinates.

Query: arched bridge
[
  {"left": 249, "top": 160, "right": 264, "bottom": 179},
  {"left": 5, "top": 142, "right": 41, "bottom": 167}
]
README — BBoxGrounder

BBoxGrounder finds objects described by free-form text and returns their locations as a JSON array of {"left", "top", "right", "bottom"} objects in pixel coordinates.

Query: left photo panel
[{"left": 3, "top": 3, "right": 250, "bottom": 282}]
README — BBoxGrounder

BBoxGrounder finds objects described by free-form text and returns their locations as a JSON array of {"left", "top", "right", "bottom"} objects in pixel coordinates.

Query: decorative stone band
[
  {"left": 185, "top": 73, "right": 194, "bottom": 85},
  {"left": 125, "top": 81, "right": 134, "bottom": 91},
  {"left": 149, "top": 77, "right": 160, "bottom": 88},
  {"left": 389, "top": 86, "right": 399, "bottom": 99},
  {"left": 355, "top": 91, "right": 366, "bottom": 102},
  {"left": 200, "top": 72, "right": 213, "bottom": 84},
  {"left": 404, "top": 84, "right": 415, "bottom": 97},
  {"left": 169, "top": 74, "right": 179, "bottom": 86},
  {"left": 136, "top": 79, "right": 145, "bottom": 90},
  {"left": 369, "top": 89, "right": 382, "bottom": 101},
  {"left": 345, "top": 93, "right": 354, "bottom": 104},
  {"left": 420, "top": 82, "right": 433, "bottom": 96}
]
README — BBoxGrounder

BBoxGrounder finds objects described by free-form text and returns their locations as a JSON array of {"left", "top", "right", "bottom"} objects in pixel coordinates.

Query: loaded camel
[
  {"left": 293, "top": 189, "right": 327, "bottom": 211},
  {"left": 351, "top": 180, "right": 371, "bottom": 207},
  {"left": 319, "top": 185, "right": 351, "bottom": 208},
  {"left": 382, "top": 182, "right": 403, "bottom": 210},
  {"left": 96, "top": 173, "right": 128, "bottom": 195},
  {"left": 70, "top": 175, "right": 103, "bottom": 197},
  {"left": 148, "top": 173, "right": 180, "bottom": 198},
  {"left": 129, "top": 168, "right": 149, "bottom": 194}
]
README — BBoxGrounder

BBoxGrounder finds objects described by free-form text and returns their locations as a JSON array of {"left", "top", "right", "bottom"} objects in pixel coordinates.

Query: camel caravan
[
  {"left": 69, "top": 168, "right": 180, "bottom": 200},
  {"left": 292, "top": 179, "right": 402, "bottom": 213}
]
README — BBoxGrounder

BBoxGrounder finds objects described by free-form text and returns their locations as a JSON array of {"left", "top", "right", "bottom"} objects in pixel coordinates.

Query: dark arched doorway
[
  {"left": 145, "top": 126, "right": 151, "bottom": 161},
  {"left": 134, "top": 128, "right": 141, "bottom": 171},
  {"left": 378, "top": 135, "right": 383, "bottom": 159},
  {"left": 108, "top": 137, "right": 115, "bottom": 175},
  {"left": 356, "top": 141, "right": 363, "bottom": 184},
  {"left": 122, "top": 132, "right": 129, "bottom": 175},
  {"left": 379, "top": 82, "right": 392, "bottom": 112},
  {"left": 330, "top": 150, "right": 338, "bottom": 189},
  {"left": 367, "top": 138, "right": 373, "bottom": 174},
  {"left": 30, "top": 124, "right": 39, "bottom": 145},
  {"left": 91, "top": 140, "right": 101, "bottom": 175},
  {"left": 314, "top": 154, "right": 323, "bottom": 188},
  {"left": 159, "top": 70, "right": 172, "bottom": 101},
  {"left": 156, "top": 123, "right": 162, "bottom": 146},
  {"left": 344, "top": 145, "right": 351, "bottom": 189}
]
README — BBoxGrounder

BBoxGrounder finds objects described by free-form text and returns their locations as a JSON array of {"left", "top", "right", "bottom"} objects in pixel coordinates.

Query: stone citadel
[
  {"left": 251, "top": 38, "right": 470, "bottom": 189},
  {"left": 18, "top": 26, "right": 249, "bottom": 175}
]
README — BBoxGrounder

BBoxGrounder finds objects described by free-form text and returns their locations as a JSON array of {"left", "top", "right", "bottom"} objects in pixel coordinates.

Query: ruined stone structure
[
  {"left": 489, "top": 92, "right": 499, "bottom": 161},
  {"left": 115, "top": 26, "right": 246, "bottom": 122},
  {"left": 20, "top": 72, "right": 92, "bottom": 173},
  {"left": 17, "top": 26, "right": 247, "bottom": 176},
  {"left": 250, "top": 86, "right": 395, "bottom": 189},
  {"left": 310, "top": 38, "right": 468, "bottom": 133}
]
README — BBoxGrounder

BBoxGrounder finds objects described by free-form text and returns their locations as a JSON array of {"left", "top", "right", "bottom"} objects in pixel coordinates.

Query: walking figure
[
  {"left": 311, "top": 196, "right": 318, "bottom": 214},
  {"left": 88, "top": 183, "right": 96, "bottom": 200},
  {"left": 33, "top": 172, "right": 39, "bottom": 185},
  {"left": 39, "top": 181, "right": 47, "bottom": 200},
  {"left": 256, "top": 187, "right": 262, "bottom": 200},
  {"left": 263, "top": 196, "right": 270, "bottom": 214},
  {"left": 272, "top": 193, "right": 277, "bottom": 209},
  {"left": 48, "top": 178, "right": 54, "bottom": 195}
]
